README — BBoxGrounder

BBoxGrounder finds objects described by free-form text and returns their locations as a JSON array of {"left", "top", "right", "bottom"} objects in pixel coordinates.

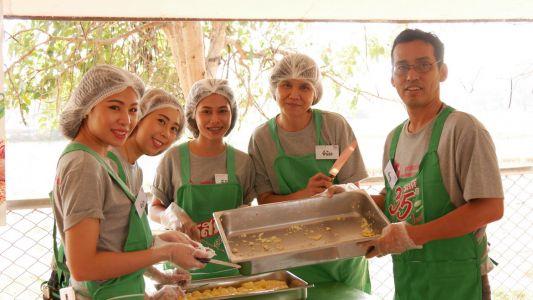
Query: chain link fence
[{"left": 1, "top": 168, "right": 532, "bottom": 300}]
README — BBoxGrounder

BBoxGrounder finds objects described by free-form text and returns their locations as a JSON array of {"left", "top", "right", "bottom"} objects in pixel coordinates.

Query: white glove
[
  {"left": 160, "top": 203, "right": 200, "bottom": 241},
  {"left": 145, "top": 266, "right": 191, "bottom": 286},
  {"left": 160, "top": 203, "right": 185, "bottom": 230},
  {"left": 149, "top": 285, "right": 185, "bottom": 300},
  {"left": 152, "top": 238, "right": 213, "bottom": 270},
  {"left": 362, "top": 222, "right": 422, "bottom": 258}
]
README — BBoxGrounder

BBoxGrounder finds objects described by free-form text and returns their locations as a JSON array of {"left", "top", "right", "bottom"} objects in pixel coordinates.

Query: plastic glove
[
  {"left": 152, "top": 242, "right": 206, "bottom": 270},
  {"left": 361, "top": 222, "right": 422, "bottom": 258},
  {"left": 160, "top": 203, "right": 201, "bottom": 241},
  {"left": 145, "top": 265, "right": 192, "bottom": 286},
  {"left": 148, "top": 285, "right": 185, "bottom": 300},
  {"left": 155, "top": 231, "right": 201, "bottom": 248},
  {"left": 153, "top": 238, "right": 211, "bottom": 270}
]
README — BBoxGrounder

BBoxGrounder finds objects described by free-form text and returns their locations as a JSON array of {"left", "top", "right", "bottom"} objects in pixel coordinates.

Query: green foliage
[
  {"left": 367, "top": 37, "right": 386, "bottom": 60},
  {"left": 4, "top": 20, "right": 389, "bottom": 130},
  {"left": 4, "top": 20, "right": 179, "bottom": 127}
]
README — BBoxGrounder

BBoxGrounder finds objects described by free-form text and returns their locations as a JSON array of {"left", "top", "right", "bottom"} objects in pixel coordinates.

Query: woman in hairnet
[
  {"left": 248, "top": 53, "right": 371, "bottom": 298},
  {"left": 149, "top": 78, "right": 256, "bottom": 280},
  {"left": 51, "top": 65, "right": 209, "bottom": 300},
  {"left": 106, "top": 88, "right": 198, "bottom": 298}
]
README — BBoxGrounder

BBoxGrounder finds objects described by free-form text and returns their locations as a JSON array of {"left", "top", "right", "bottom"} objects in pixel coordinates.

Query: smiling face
[
  {"left": 391, "top": 40, "right": 447, "bottom": 110},
  {"left": 80, "top": 87, "right": 139, "bottom": 152},
  {"left": 276, "top": 79, "right": 315, "bottom": 117},
  {"left": 194, "top": 93, "right": 232, "bottom": 142},
  {"left": 134, "top": 107, "right": 182, "bottom": 156}
]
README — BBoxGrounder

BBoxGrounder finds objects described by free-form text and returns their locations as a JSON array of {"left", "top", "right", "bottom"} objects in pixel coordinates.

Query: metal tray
[
  {"left": 213, "top": 190, "right": 389, "bottom": 275},
  {"left": 184, "top": 270, "right": 311, "bottom": 299}
]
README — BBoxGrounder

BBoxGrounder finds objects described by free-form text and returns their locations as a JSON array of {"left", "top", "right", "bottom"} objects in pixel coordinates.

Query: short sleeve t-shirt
[
  {"left": 109, "top": 147, "right": 143, "bottom": 195},
  {"left": 249, "top": 110, "right": 368, "bottom": 195},
  {"left": 151, "top": 144, "right": 256, "bottom": 206},
  {"left": 53, "top": 144, "right": 134, "bottom": 296},
  {"left": 380, "top": 106, "right": 504, "bottom": 274}
]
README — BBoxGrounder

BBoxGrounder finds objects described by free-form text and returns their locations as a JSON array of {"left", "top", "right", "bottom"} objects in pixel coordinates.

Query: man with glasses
[{"left": 364, "top": 29, "right": 504, "bottom": 300}]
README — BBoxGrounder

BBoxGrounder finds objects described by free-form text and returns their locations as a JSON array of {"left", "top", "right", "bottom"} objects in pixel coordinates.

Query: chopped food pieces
[
  {"left": 308, "top": 234, "right": 322, "bottom": 241},
  {"left": 228, "top": 215, "right": 378, "bottom": 257},
  {"left": 184, "top": 279, "right": 289, "bottom": 299},
  {"left": 288, "top": 225, "right": 303, "bottom": 233},
  {"left": 360, "top": 217, "right": 377, "bottom": 237}
]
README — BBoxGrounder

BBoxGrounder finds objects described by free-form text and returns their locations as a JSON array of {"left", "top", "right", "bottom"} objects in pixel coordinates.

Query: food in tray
[
  {"left": 308, "top": 233, "right": 323, "bottom": 241},
  {"left": 360, "top": 217, "right": 377, "bottom": 237},
  {"left": 227, "top": 214, "right": 378, "bottom": 258},
  {"left": 184, "top": 279, "right": 289, "bottom": 299}
]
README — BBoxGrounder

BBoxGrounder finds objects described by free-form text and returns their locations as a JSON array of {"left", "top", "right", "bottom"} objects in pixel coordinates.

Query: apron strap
[
  {"left": 179, "top": 142, "right": 191, "bottom": 184},
  {"left": 267, "top": 118, "right": 285, "bottom": 156},
  {"left": 226, "top": 144, "right": 238, "bottom": 184},
  {"left": 50, "top": 192, "right": 70, "bottom": 283},
  {"left": 427, "top": 106, "right": 455, "bottom": 152},
  {"left": 389, "top": 106, "right": 455, "bottom": 160},
  {"left": 179, "top": 142, "right": 238, "bottom": 184},
  {"left": 107, "top": 150, "right": 128, "bottom": 184},
  {"left": 389, "top": 123, "right": 404, "bottom": 161},
  {"left": 61, "top": 143, "right": 136, "bottom": 202},
  {"left": 268, "top": 109, "right": 325, "bottom": 156},
  {"left": 313, "top": 109, "right": 325, "bottom": 145}
]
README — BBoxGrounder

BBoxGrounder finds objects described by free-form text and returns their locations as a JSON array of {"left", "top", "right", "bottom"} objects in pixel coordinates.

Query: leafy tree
[{"left": 4, "top": 20, "right": 390, "bottom": 130}]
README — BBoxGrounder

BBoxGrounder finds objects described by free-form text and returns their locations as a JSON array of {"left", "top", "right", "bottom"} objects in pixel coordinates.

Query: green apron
[
  {"left": 268, "top": 109, "right": 371, "bottom": 299},
  {"left": 384, "top": 106, "right": 483, "bottom": 300},
  {"left": 174, "top": 142, "right": 243, "bottom": 280},
  {"left": 54, "top": 143, "right": 153, "bottom": 300}
]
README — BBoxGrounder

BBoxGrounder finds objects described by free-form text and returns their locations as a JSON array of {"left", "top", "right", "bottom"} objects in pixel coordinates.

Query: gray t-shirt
[
  {"left": 109, "top": 147, "right": 143, "bottom": 195},
  {"left": 249, "top": 110, "right": 368, "bottom": 195},
  {"left": 151, "top": 144, "right": 256, "bottom": 206},
  {"left": 53, "top": 145, "right": 133, "bottom": 296},
  {"left": 380, "top": 105, "right": 504, "bottom": 274}
]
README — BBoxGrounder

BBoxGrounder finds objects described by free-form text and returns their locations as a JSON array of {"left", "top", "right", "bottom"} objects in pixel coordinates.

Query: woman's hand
[
  {"left": 303, "top": 172, "right": 333, "bottom": 197},
  {"left": 148, "top": 285, "right": 186, "bottom": 300},
  {"left": 181, "top": 222, "right": 201, "bottom": 242},
  {"left": 153, "top": 241, "right": 209, "bottom": 270},
  {"left": 360, "top": 222, "right": 421, "bottom": 258},
  {"left": 160, "top": 203, "right": 201, "bottom": 242},
  {"left": 144, "top": 265, "right": 191, "bottom": 286}
]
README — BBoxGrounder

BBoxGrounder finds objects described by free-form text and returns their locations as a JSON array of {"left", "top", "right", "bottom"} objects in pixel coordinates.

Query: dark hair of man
[{"left": 391, "top": 29, "right": 445, "bottom": 66}]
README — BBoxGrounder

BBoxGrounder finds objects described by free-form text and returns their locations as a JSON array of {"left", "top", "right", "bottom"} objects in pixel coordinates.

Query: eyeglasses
[{"left": 393, "top": 61, "right": 441, "bottom": 76}]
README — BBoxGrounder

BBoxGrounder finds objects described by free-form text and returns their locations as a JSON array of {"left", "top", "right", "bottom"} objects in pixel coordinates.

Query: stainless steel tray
[
  {"left": 184, "top": 270, "right": 310, "bottom": 299},
  {"left": 213, "top": 190, "right": 389, "bottom": 275}
]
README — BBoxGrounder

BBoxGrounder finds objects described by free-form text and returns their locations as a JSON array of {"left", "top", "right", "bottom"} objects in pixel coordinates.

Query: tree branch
[
  {"left": 5, "top": 22, "right": 166, "bottom": 74},
  {"left": 322, "top": 72, "right": 396, "bottom": 102}
]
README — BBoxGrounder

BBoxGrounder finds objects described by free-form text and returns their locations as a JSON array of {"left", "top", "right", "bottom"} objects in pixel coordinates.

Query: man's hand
[{"left": 361, "top": 222, "right": 421, "bottom": 258}]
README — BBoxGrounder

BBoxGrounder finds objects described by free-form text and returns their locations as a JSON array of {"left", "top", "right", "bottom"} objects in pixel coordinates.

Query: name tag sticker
[
  {"left": 135, "top": 188, "right": 148, "bottom": 217},
  {"left": 215, "top": 173, "right": 229, "bottom": 184},
  {"left": 384, "top": 160, "right": 398, "bottom": 187},
  {"left": 315, "top": 145, "right": 339, "bottom": 160},
  {"left": 60, "top": 287, "right": 75, "bottom": 300}
]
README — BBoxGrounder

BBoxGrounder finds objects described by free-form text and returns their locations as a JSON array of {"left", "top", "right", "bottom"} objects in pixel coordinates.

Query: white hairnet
[
  {"left": 138, "top": 88, "right": 186, "bottom": 138},
  {"left": 59, "top": 64, "right": 145, "bottom": 139},
  {"left": 185, "top": 79, "right": 237, "bottom": 138},
  {"left": 270, "top": 53, "right": 323, "bottom": 105}
]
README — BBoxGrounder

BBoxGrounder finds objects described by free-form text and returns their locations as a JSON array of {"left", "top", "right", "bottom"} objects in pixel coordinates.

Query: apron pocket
[{"left": 427, "top": 259, "right": 481, "bottom": 300}]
